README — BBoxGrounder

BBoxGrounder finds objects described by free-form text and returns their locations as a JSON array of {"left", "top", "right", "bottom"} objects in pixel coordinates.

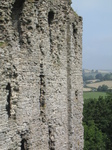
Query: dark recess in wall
[
  {"left": 48, "top": 126, "right": 55, "bottom": 150},
  {"left": 48, "top": 11, "right": 54, "bottom": 53},
  {"left": 48, "top": 11, "right": 54, "bottom": 25},
  {"left": 6, "top": 83, "right": 11, "bottom": 118},
  {"left": 21, "top": 138, "right": 27, "bottom": 150},
  {"left": 12, "top": 0, "right": 25, "bottom": 25},
  {"left": 11, "top": 0, "right": 25, "bottom": 43},
  {"left": 72, "top": 23, "right": 77, "bottom": 38}
]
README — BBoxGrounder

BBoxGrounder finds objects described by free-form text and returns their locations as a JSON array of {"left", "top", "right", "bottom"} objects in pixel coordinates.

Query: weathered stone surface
[{"left": 0, "top": 0, "right": 83, "bottom": 149}]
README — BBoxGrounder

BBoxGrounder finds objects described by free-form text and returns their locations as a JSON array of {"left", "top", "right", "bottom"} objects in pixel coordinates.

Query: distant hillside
[{"left": 83, "top": 69, "right": 112, "bottom": 92}]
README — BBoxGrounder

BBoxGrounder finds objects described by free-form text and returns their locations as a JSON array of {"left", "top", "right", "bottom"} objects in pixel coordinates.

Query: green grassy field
[{"left": 83, "top": 92, "right": 107, "bottom": 99}]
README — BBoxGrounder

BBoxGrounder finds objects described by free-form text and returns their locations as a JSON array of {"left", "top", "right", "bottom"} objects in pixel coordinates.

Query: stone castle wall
[{"left": 0, "top": 0, "right": 83, "bottom": 149}]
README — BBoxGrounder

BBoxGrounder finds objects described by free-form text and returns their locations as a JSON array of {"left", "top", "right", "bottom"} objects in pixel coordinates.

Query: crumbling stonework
[{"left": 0, "top": 0, "right": 83, "bottom": 149}]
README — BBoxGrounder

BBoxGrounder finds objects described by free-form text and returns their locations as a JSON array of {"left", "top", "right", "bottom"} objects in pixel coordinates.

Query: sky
[{"left": 72, "top": 0, "right": 112, "bottom": 70}]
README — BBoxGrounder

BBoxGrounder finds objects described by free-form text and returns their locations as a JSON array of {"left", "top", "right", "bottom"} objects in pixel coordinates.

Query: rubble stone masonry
[{"left": 0, "top": 0, "right": 83, "bottom": 149}]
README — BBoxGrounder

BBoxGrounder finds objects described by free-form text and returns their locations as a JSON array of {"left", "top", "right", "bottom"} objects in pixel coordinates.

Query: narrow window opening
[
  {"left": 12, "top": 0, "right": 25, "bottom": 29},
  {"left": 39, "top": 62, "right": 46, "bottom": 122},
  {"left": 6, "top": 83, "right": 11, "bottom": 118},
  {"left": 48, "top": 11, "right": 54, "bottom": 53},
  {"left": 48, "top": 11, "right": 54, "bottom": 26},
  {"left": 11, "top": 0, "right": 25, "bottom": 43},
  {"left": 72, "top": 23, "right": 77, "bottom": 38},
  {"left": 21, "top": 138, "right": 27, "bottom": 150}
]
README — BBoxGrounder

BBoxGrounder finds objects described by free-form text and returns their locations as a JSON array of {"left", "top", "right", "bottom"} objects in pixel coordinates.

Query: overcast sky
[{"left": 72, "top": 0, "right": 112, "bottom": 70}]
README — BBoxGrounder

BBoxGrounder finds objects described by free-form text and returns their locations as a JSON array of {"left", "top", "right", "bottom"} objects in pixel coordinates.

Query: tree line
[
  {"left": 83, "top": 94, "right": 112, "bottom": 150},
  {"left": 83, "top": 72, "right": 112, "bottom": 82}
]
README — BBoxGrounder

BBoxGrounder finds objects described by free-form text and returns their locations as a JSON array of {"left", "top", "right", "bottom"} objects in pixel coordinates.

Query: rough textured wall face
[{"left": 0, "top": 0, "right": 83, "bottom": 149}]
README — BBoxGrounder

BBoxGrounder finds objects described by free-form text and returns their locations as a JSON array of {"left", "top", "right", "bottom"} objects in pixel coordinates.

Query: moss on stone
[{"left": 0, "top": 42, "right": 8, "bottom": 48}]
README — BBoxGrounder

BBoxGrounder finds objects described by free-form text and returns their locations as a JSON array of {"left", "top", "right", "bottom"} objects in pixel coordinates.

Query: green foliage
[
  {"left": 97, "top": 84, "right": 108, "bottom": 92},
  {"left": 103, "top": 73, "right": 112, "bottom": 80},
  {"left": 0, "top": 42, "right": 5, "bottom": 47},
  {"left": 83, "top": 75, "right": 94, "bottom": 81},
  {"left": 83, "top": 95, "right": 112, "bottom": 149},
  {"left": 84, "top": 120, "right": 106, "bottom": 150},
  {"left": 95, "top": 73, "right": 103, "bottom": 81}
]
